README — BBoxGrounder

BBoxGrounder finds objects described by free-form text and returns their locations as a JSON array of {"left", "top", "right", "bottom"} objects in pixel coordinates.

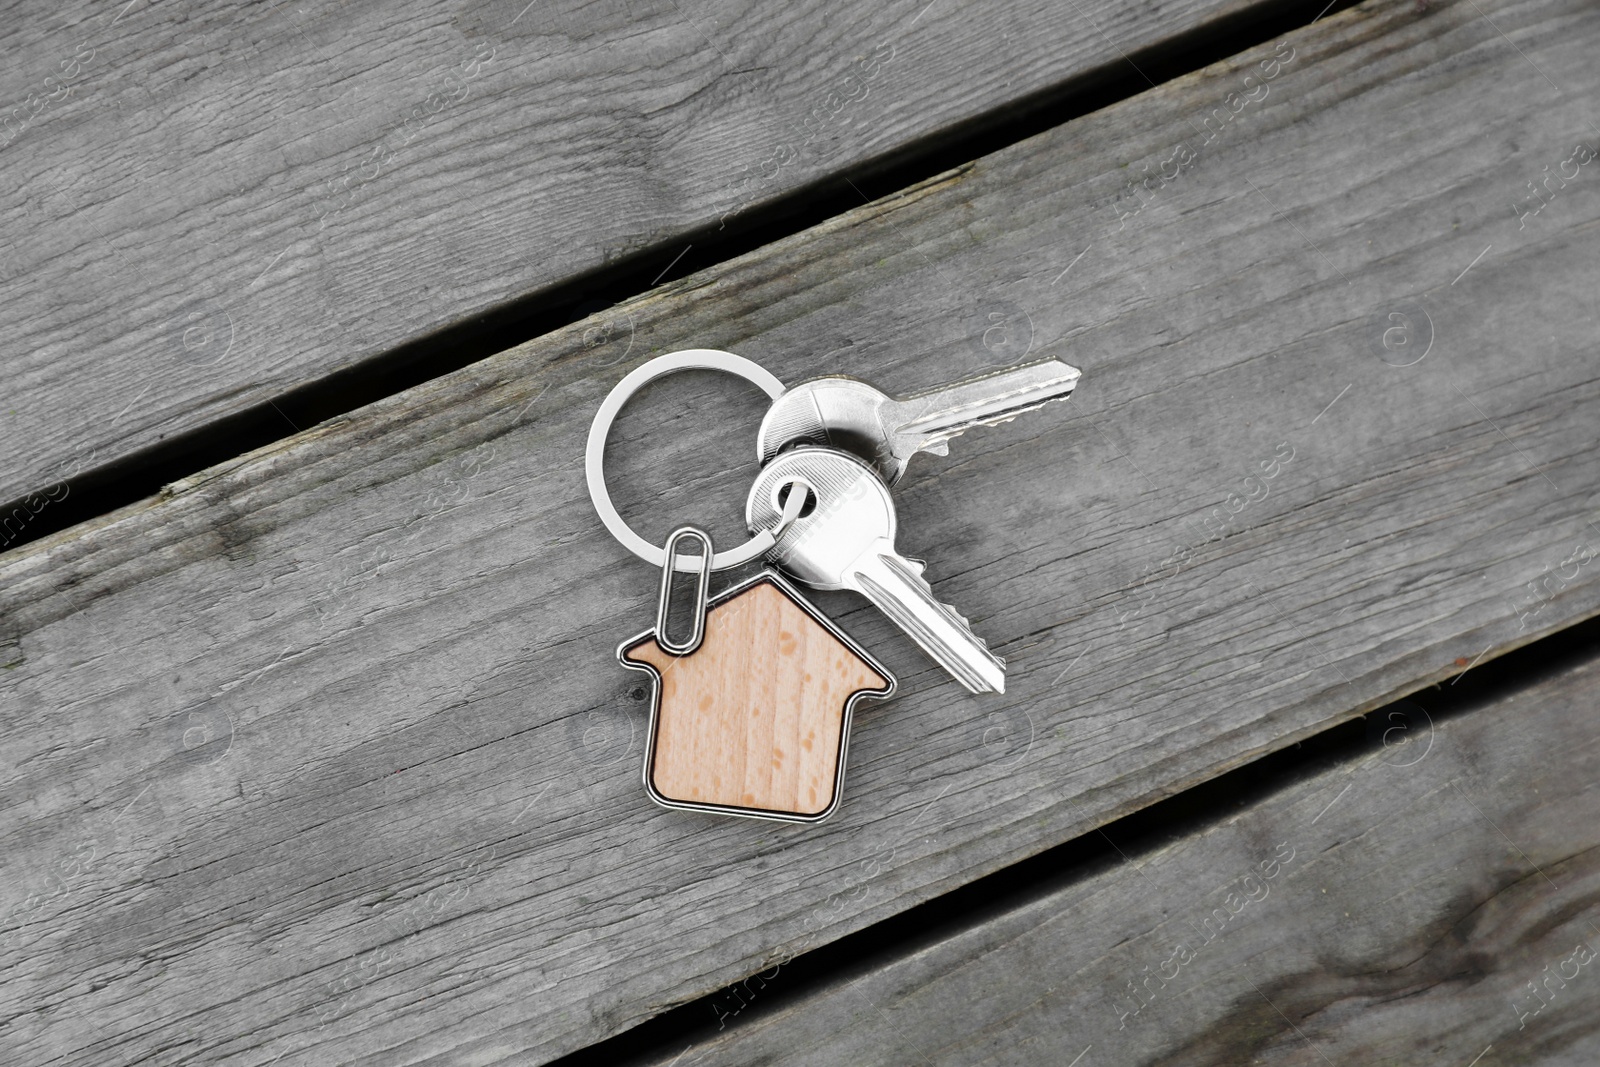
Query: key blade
[
  {"left": 848, "top": 549, "right": 1006, "bottom": 694},
  {"left": 887, "top": 358, "right": 1080, "bottom": 456}
]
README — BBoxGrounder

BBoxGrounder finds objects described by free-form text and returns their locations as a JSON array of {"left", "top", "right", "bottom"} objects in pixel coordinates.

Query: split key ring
[{"left": 585, "top": 349, "right": 800, "bottom": 572}]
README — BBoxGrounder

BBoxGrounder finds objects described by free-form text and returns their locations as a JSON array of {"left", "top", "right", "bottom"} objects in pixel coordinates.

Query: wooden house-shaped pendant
[{"left": 620, "top": 572, "right": 896, "bottom": 822}]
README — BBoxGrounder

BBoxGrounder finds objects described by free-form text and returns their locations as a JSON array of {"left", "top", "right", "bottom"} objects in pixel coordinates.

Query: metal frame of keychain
[{"left": 587, "top": 348, "right": 1079, "bottom": 823}]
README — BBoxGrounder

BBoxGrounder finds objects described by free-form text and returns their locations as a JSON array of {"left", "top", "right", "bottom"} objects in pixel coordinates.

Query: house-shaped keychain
[{"left": 620, "top": 571, "right": 895, "bottom": 822}]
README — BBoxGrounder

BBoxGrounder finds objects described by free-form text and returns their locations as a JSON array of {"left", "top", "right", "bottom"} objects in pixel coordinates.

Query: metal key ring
[{"left": 586, "top": 349, "right": 786, "bottom": 572}]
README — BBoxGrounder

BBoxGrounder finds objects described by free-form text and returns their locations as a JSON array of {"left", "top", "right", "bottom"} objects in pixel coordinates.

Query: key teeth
[
  {"left": 901, "top": 562, "right": 933, "bottom": 592},
  {"left": 952, "top": 607, "right": 991, "bottom": 649},
  {"left": 870, "top": 554, "right": 1004, "bottom": 688},
  {"left": 897, "top": 559, "right": 988, "bottom": 646}
]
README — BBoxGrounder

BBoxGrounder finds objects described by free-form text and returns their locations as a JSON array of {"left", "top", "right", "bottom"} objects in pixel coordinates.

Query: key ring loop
[
  {"left": 586, "top": 349, "right": 787, "bottom": 572},
  {"left": 656, "top": 525, "right": 713, "bottom": 655}
]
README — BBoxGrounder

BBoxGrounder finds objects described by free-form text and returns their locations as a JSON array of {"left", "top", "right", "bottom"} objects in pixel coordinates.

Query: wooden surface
[
  {"left": 664, "top": 640, "right": 1600, "bottom": 1066},
  {"left": 3, "top": 0, "right": 1600, "bottom": 1063},
  {"left": 0, "top": 0, "right": 1274, "bottom": 509},
  {"left": 623, "top": 575, "right": 892, "bottom": 819}
]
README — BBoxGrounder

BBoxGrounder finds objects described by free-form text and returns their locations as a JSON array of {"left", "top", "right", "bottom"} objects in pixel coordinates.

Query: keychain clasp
[{"left": 656, "top": 526, "right": 714, "bottom": 655}]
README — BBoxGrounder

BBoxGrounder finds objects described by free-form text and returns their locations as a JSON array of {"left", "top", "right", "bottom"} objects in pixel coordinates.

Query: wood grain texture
[
  {"left": 0, "top": 0, "right": 1273, "bottom": 510},
  {"left": 665, "top": 646, "right": 1600, "bottom": 1067},
  {"left": 623, "top": 575, "right": 893, "bottom": 819},
  {"left": 3, "top": 0, "right": 1600, "bottom": 1063}
]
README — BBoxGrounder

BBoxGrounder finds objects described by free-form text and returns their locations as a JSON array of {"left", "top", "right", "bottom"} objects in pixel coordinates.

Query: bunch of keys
[{"left": 585, "top": 349, "right": 1079, "bottom": 822}]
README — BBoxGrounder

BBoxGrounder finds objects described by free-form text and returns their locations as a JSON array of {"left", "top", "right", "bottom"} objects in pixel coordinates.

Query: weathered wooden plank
[
  {"left": 663, "top": 640, "right": 1600, "bottom": 1067},
  {"left": 0, "top": 0, "right": 1276, "bottom": 514},
  {"left": 4, "top": 0, "right": 1600, "bottom": 1063}
]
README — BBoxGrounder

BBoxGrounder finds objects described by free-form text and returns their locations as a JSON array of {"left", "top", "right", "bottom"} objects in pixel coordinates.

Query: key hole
[{"left": 777, "top": 481, "right": 817, "bottom": 518}]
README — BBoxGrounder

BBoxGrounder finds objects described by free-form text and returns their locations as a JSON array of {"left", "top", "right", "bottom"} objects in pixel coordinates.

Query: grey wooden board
[
  {"left": 4, "top": 0, "right": 1600, "bottom": 1062},
  {"left": 662, "top": 646, "right": 1600, "bottom": 1067},
  {"left": 0, "top": 0, "right": 1270, "bottom": 511}
]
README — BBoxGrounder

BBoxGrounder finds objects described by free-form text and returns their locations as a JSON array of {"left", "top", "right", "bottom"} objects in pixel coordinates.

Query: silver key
[
  {"left": 756, "top": 358, "right": 1080, "bottom": 485},
  {"left": 746, "top": 446, "right": 1006, "bottom": 694}
]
